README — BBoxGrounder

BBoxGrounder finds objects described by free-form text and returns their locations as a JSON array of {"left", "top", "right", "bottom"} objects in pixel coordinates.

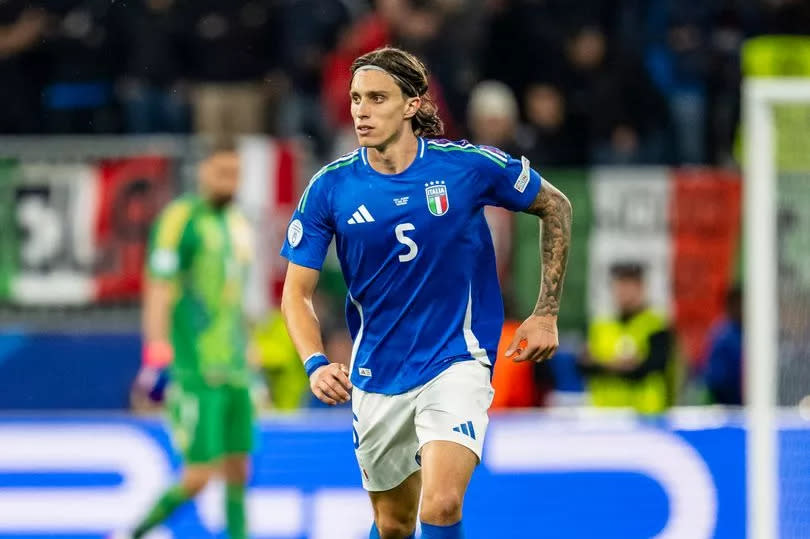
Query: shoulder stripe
[
  {"left": 298, "top": 151, "right": 359, "bottom": 212},
  {"left": 315, "top": 150, "right": 359, "bottom": 178},
  {"left": 428, "top": 140, "right": 508, "bottom": 163},
  {"left": 426, "top": 141, "right": 507, "bottom": 168},
  {"left": 427, "top": 139, "right": 471, "bottom": 149},
  {"left": 155, "top": 200, "right": 193, "bottom": 248},
  {"left": 426, "top": 139, "right": 508, "bottom": 162},
  {"left": 476, "top": 145, "right": 509, "bottom": 163}
]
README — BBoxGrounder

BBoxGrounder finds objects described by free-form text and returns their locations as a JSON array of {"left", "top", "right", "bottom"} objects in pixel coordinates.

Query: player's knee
[
  {"left": 222, "top": 456, "right": 250, "bottom": 484},
  {"left": 375, "top": 514, "right": 416, "bottom": 539},
  {"left": 224, "top": 466, "right": 249, "bottom": 485},
  {"left": 182, "top": 465, "right": 216, "bottom": 496},
  {"left": 420, "top": 490, "right": 463, "bottom": 525}
]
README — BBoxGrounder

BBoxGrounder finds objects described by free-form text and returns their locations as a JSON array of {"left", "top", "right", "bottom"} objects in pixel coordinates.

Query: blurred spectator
[
  {"left": 377, "top": 0, "right": 444, "bottom": 58},
  {"left": 321, "top": 11, "right": 390, "bottom": 155},
  {"left": 277, "top": 0, "right": 350, "bottom": 155},
  {"left": 561, "top": 24, "right": 671, "bottom": 165},
  {"left": 466, "top": 80, "right": 529, "bottom": 157},
  {"left": 522, "top": 82, "right": 585, "bottom": 166},
  {"left": 579, "top": 262, "right": 677, "bottom": 414},
  {"left": 180, "top": 0, "right": 283, "bottom": 137},
  {"left": 251, "top": 309, "right": 309, "bottom": 411},
  {"left": 0, "top": 2, "right": 46, "bottom": 133},
  {"left": 644, "top": 0, "right": 711, "bottom": 164},
  {"left": 761, "top": 0, "right": 810, "bottom": 34},
  {"left": 0, "top": 1, "right": 786, "bottom": 161},
  {"left": 481, "top": 0, "right": 565, "bottom": 97},
  {"left": 40, "top": 0, "right": 121, "bottom": 133},
  {"left": 706, "top": 1, "right": 751, "bottom": 166},
  {"left": 322, "top": 3, "right": 460, "bottom": 157},
  {"left": 704, "top": 285, "right": 743, "bottom": 406},
  {"left": 611, "top": 0, "right": 648, "bottom": 54},
  {"left": 114, "top": 0, "right": 189, "bottom": 134},
  {"left": 379, "top": 0, "right": 473, "bottom": 128}
]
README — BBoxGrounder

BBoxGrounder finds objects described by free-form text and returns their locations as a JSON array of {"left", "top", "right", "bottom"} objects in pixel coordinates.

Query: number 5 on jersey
[{"left": 395, "top": 223, "right": 418, "bottom": 262}]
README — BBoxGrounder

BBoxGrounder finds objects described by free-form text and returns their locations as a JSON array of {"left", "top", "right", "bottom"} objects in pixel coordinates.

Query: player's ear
[{"left": 403, "top": 96, "right": 421, "bottom": 120}]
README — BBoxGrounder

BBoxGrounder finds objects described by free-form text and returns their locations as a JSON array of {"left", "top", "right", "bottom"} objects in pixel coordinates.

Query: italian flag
[
  {"left": 428, "top": 192, "right": 448, "bottom": 215},
  {"left": 238, "top": 137, "right": 297, "bottom": 315},
  {"left": 510, "top": 166, "right": 741, "bottom": 367},
  {"left": 1, "top": 157, "right": 171, "bottom": 306}
]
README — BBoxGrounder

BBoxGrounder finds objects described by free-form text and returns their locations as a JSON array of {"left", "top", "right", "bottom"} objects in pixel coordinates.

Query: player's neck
[
  {"left": 200, "top": 190, "right": 231, "bottom": 211},
  {"left": 366, "top": 132, "right": 419, "bottom": 175}
]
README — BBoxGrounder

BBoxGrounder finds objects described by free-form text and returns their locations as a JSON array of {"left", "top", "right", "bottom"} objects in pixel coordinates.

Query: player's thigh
[
  {"left": 368, "top": 470, "right": 421, "bottom": 534},
  {"left": 414, "top": 360, "right": 494, "bottom": 464},
  {"left": 223, "top": 384, "right": 254, "bottom": 457},
  {"left": 353, "top": 387, "right": 420, "bottom": 492},
  {"left": 419, "top": 440, "right": 477, "bottom": 511},
  {"left": 167, "top": 383, "right": 225, "bottom": 464}
]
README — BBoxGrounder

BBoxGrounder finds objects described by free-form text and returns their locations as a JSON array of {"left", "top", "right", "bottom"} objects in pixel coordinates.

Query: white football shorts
[{"left": 351, "top": 359, "right": 495, "bottom": 492}]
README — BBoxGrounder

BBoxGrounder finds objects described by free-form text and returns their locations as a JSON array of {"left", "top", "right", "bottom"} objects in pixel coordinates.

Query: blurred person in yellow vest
[
  {"left": 251, "top": 309, "right": 309, "bottom": 410},
  {"left": 579, "top": 262, "right": 677, "bottom": 414}
]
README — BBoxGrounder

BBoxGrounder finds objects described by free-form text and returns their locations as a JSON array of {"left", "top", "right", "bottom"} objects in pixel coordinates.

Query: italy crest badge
[{"left": 425, "top": 181, "right": 449, "bottom": 216}]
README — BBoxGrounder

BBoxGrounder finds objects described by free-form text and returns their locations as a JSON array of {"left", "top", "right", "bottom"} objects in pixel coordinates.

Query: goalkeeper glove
[{"left": 134, "top": 341, "right": 173, "bottom": 402}]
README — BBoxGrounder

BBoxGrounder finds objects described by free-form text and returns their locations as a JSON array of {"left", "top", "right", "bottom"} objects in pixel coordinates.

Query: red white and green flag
[
  {"left": 425, "top": 181, "right": 449, "bottom": 216},
  {"left": 4, "top": 157, "right": 171, "bottom": 305}
]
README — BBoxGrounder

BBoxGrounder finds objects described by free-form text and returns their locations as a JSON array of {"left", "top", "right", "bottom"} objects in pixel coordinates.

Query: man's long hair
[{"left": 351, "top": 47, "right": 444, "bottom": 138}]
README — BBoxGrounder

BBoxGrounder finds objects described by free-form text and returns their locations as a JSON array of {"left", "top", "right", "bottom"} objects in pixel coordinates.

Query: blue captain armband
[{"left": 304, "top": 353, "right": 331, "bottom": 378}]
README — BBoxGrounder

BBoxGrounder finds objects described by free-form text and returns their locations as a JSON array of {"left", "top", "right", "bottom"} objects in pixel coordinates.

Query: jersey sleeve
[
  {"left": 475, "top": 145, "right": 543, "bottom": 211},
  {"left": 147, "top": 199, "right": 193, "bottom": 280},
  {"left": 280, "top": 172, "right": 335, "bottom": 270}
]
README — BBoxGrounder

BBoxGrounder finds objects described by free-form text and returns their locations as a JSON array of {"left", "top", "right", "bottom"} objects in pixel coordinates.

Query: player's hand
[
  {"left": 504, "top": 314, "right": 559, "bottom": 363},
  {"left": 133, "top": 366, "right": 163, "bottom": 397},
  {"left": 131, "top": 341, "right": 173, "bottom": 405},
  {"left": 611, "top": 354, "right": 641, "bottom": 373},
  {"left": 310, "top": 363, "right": 352, "bottom": 406},
  {"left": 130, "top": 366, "right": 170, "bottom": 414}
]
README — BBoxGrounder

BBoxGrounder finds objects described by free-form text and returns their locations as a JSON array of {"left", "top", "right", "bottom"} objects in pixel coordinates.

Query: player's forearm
[
  {"left": 280, "top": 294, "right": 327, "bottom": 362},
  {"left": 525, "top": 181, "right": 572, "bottom": 317},
  {"left": 142, "top": 279, "right": 173, "bottom": 344}
]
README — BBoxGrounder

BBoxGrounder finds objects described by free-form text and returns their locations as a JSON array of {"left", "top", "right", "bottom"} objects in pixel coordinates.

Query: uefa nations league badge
[{"left": 425, "top": 181, "right": 449, "bottom": 216}]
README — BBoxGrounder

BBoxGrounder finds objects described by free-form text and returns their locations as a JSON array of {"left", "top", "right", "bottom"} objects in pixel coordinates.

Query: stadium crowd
[
  {"left": 3, "top": 0, "right": 805, "bottom": 413},
  {"left": 1, "top": 0, "right": 809, "bottom": 166}
]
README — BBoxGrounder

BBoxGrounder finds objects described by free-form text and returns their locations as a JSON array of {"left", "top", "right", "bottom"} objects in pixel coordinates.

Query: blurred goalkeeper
[{"left": 125, "top": 141, "right": 254, "bottom": 539}]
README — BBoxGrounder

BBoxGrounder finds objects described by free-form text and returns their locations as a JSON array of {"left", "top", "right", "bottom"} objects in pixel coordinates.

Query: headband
[{"left": 353, "top": 64, "right": 420, "bottom": 98}]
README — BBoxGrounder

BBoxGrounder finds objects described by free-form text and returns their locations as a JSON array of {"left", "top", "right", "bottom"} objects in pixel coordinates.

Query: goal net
[{"left": 744, "top": 78, "right": 810, "bottom": 539}]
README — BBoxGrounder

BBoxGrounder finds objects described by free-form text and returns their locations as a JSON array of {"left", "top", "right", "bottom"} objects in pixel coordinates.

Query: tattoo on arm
[{"left": 524, "top": 180, "right": 572, "bottom": 317}]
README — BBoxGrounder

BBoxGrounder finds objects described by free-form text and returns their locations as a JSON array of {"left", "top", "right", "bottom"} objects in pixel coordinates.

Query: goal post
[{"left": 744, "top": 78, "right": 810, "bottom": 539}]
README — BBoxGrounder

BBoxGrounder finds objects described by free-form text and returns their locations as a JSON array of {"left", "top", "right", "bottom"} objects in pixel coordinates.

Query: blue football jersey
[{"left": 281, "top": 138, "right": 542, "bottom": 394}]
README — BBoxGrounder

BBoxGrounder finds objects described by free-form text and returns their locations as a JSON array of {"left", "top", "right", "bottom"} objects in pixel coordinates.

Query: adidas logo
[
  {"left": 348, "top": 204, "right": 375, "bottom": 224},
  {"left": 452, "top": 421, "right": 476, "bottom": 440}
]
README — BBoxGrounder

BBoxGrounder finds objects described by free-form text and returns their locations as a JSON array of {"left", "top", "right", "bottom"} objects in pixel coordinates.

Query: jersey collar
[{"left": 360, "top": 137, "right": 426, "bottom": 170}]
